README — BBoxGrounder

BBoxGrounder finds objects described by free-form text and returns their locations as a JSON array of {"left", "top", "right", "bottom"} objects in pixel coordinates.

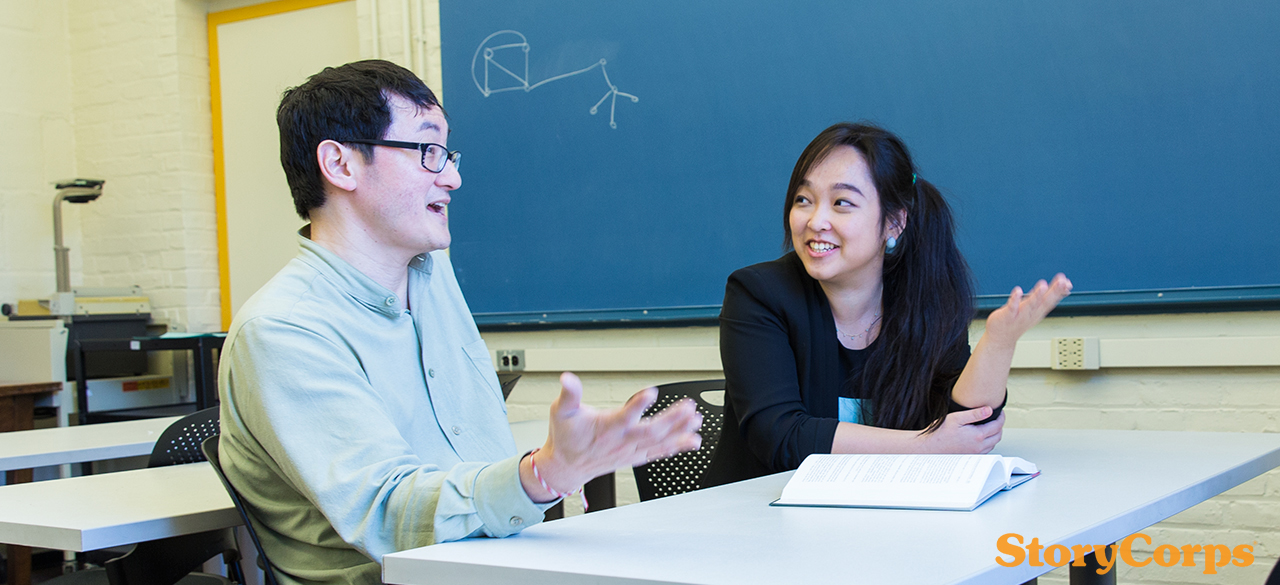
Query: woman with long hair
[{"left": 702, "top": 122, "right": 1071, "bottom": 486}]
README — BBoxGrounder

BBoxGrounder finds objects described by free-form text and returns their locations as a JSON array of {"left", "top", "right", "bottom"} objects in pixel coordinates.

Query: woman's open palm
[{"left": 985, "top": 273, "right": 1072, "bottom": 348}]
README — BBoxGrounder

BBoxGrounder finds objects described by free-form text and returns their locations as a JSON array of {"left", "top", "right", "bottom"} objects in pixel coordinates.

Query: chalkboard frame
[{"left": 474, "top": 284, "right": 1280, "bottom": 331}]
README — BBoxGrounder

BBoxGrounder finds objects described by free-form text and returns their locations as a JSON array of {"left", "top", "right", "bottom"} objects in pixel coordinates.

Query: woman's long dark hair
[{"left": 782, "top": 123, "right": 975, "bottom": 432}]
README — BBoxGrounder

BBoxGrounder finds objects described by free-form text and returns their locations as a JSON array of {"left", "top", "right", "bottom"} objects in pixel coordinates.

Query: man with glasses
[{"left": 217, "top": 60, "right": 702, "bottom": 585}]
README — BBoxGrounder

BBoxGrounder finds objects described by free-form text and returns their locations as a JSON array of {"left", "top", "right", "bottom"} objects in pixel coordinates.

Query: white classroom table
[
  {"left": 0, "top": 417, "right": 537, "bottom": 473},
  {"left": 0, "top": 420, "right": 553, "bottom": 552},
  {"left": 0, "top": 462, "right": 238, "bottom": 551},
  {"left": 0, "top": 417, "right": 180, "bottom": 472},
  {"left": 382, "top": 429, "right": 1280, "bottom": 585}
]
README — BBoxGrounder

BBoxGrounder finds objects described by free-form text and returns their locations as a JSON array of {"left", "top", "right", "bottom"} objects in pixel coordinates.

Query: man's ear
[{"left": 317, "top": 139, "right": 359, "bottom": 193}]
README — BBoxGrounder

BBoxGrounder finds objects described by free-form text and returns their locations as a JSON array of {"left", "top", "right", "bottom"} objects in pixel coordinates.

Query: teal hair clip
[{"left": 911, "top": 173, "right": 917, "bottom": 185}]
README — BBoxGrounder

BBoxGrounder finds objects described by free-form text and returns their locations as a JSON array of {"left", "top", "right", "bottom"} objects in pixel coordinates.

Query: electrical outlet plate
[
  {"left": 496, "top": 349, "right": 525, "bottom": 372},
  {"left": 1051, "top": 337, "right": 1100, "bottom": 370}
]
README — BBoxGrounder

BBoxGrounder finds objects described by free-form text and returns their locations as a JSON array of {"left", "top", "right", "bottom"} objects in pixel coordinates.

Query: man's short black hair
[{"left": 277, "top": 59, "right": 442, "bottom": 219}]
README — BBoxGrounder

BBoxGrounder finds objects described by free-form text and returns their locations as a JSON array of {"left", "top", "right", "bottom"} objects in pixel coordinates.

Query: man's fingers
[
  {"left": 620, "top": 387, "right": 659, "bottom": 424},
  {"left": 624, "top": 404, "right": 703, "bottom": 461},
  {"left": 624, "top": 400, "right": 699, "bottom": 446},
  {"left": 553, "top": 372, "right": 585, "bottom": 418},
  {"left": 635, "top": 432, "right": 704, "bottom": 466}
]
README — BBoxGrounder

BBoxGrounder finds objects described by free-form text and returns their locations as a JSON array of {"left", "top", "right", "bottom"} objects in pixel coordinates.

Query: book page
[
  {"left": 794, "top": 454, "right": 990, "bottom": 487},
  {"left": 998, "top": 456, "right": 1038, "bottom": 477},
  {"left": 778, "top": 454, "right": 1039, "bottom": 510},
  {"left": 778, "top": 455, "right": 1002, "bottom": 509}
]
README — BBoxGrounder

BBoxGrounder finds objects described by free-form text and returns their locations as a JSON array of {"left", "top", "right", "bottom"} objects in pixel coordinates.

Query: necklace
[{"left": 835, "top": 311, "right": 882, "bottom": 343}]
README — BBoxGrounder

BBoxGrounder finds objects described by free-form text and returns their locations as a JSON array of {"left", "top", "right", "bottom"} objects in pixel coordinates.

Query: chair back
[
  {"left": 498, "top": 373, "right": 521, "bottom": 401},
  {"left": 632, "top": 380, "right": 726, "bottom": 501},
  {"left": 202, "top": 435, "right": 281, "bottom": 585},
  {"left": 149, "top": 407, "right": 220, "bottom": 467},
  {"left": 103, "top": 407, "right": 244, "bottom": 585}
]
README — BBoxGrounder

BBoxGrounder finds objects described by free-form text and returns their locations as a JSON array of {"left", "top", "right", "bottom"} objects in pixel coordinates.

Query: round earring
[{"left": 885, "top": 236, "right": 898, "bottom": 254}]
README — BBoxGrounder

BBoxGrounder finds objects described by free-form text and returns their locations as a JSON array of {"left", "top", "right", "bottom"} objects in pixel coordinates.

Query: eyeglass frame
[{"left": 342, "top": 139, "right": 461, "bottom": 173}]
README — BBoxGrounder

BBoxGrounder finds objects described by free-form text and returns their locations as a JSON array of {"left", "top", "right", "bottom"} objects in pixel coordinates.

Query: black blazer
[{"left": 702, "top": 253, "right": 990, "bottom": 488}]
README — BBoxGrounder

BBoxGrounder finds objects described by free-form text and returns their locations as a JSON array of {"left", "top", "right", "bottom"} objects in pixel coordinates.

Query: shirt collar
[{"left": 294, "top": 225, "right": 434, "bottom": 317}]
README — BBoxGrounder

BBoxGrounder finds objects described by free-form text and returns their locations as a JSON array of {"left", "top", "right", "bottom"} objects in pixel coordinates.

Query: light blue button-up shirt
[{"left": 218, "top": 231, "right": 550, "bottom": 585}]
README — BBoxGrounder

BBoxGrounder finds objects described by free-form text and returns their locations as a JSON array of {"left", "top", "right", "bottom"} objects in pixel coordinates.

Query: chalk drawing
[{"left": 471, "top": 30, "right": 639, "bottom": 129}]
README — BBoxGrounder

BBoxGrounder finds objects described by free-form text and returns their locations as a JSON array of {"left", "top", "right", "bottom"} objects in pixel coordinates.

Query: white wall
[
  {"left": 0, "top": 1, "right": 77, "bottom": 304},
  {"left": 216, "top": 1, "right": 359, "bottom": 318}
]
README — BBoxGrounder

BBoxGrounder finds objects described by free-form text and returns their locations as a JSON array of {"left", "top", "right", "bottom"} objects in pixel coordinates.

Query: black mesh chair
[
  {"left": 632, "top": 380, "right": 726, "bottom": 501},
  {"left": 52, "top": 407, "right": 245, "bottom": 585},
  {"left": 201, "top": 436, "right": 281, "bottom": 585}
]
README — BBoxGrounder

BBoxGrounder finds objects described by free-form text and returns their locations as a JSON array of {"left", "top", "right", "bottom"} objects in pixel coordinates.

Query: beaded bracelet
[{"left": 529, "top": 448, "right": 588, "bottom": 511}]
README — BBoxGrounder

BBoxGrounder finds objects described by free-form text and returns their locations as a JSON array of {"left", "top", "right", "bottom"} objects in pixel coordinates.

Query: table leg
[
  {"left": 542, "top": 472, "right": 615, "bottom": 521},
  {"left": 192, "top": 339, "right": 209, "bottom": 410},
  {"left": 1, "top": 394, "right": 35, "bottom": 585},
  {"left": 1068, "top": 548, "right": 1117, "bottom": 585},
  {"left": 74, "top": 341, "right": 89, "bottom": 427}
]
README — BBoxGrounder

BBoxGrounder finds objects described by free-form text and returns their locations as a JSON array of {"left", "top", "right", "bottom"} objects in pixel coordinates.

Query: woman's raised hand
[{"left": 983, "top": 273, "right": 1072, "bottom": 350}]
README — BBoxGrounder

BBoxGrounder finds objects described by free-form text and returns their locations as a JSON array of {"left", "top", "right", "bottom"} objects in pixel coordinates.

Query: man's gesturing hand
[{"left": 520, "top": 372, "right": 703, "bottom": 501}]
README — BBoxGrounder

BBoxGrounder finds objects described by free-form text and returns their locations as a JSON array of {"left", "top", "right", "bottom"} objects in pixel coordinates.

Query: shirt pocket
[{"left": 461, "top": 338, "right": 505, "bottom": 408}]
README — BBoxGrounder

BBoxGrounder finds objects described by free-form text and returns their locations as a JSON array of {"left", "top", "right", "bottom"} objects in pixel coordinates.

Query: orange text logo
[{"left": 995, "top": 533, "right": 1254, "bottom": 575}]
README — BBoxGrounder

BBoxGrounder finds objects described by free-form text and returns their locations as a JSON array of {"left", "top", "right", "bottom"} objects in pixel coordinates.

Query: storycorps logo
[{"left": 996, "top": 533, "right": 1255, "bottom": 576}]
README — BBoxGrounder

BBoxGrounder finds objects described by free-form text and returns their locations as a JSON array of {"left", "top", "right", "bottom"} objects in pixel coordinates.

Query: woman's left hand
[{"left": 984, "top": 273, "right": 1072, "bottom": 350}]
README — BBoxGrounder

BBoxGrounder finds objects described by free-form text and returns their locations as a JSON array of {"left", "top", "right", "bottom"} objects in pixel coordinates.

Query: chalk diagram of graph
[{"left": 471, "top": 30, "right": 639, "bottom": 129}]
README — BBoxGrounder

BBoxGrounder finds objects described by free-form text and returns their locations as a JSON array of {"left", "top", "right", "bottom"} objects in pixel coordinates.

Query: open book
[{"left": 772, "top": 454, "right": 1039, "bottom": 511}]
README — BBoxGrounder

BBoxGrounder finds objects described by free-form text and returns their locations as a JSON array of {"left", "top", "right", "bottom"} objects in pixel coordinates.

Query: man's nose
[{"left": 436, "top": 160, "right": 461, "bottom": 190}]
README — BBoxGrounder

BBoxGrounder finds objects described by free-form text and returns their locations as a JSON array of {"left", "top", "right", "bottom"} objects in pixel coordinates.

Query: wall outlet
[
  {"left": 1051, "top": 337, "right": 1100, "bottom": 370},
  {"left": 497, "top": 349, "right": 525, "bottom": 372}
]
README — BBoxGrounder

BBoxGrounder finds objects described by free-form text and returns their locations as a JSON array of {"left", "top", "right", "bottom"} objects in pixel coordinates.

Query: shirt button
[
  {"left": 452, "top": 425, "right": 462, "bottom": 435},
  {"left": 384, "top": 297, "right": 395, "bottom": 306},
  {"left": 428, "top": 368, "right": 435, "bottom": 378},
  {"left": 509, "top": 516, "right": 523, "bottom": 526}
]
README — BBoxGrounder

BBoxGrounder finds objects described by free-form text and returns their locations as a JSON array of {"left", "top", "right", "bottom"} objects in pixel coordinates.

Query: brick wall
[{"left": 63, "top": 0, "right": 220, "bottom": 332}]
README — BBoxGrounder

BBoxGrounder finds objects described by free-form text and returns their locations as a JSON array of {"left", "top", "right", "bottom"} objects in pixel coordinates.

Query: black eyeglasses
[{"left": 343, "top": 139, "right": 461, "bottom": 173}]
